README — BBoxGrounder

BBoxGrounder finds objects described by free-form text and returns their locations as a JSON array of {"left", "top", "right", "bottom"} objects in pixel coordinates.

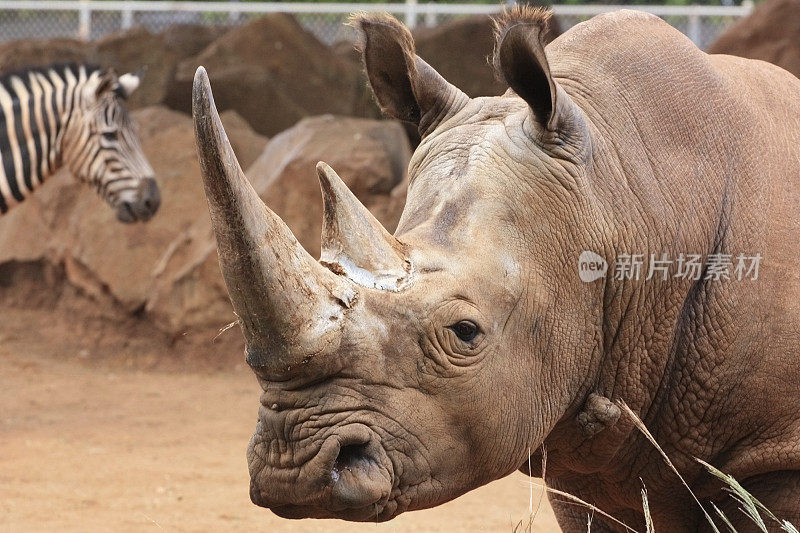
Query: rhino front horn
[
  {"left": 317, "top": 162, "right": 411, "bottom": 291},
  {"left": 192, "top": 67, "right": 356, "bottom": 374}
]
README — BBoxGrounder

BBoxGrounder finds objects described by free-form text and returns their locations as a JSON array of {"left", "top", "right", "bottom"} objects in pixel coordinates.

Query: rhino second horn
[
  {"left": 316, "top": 161, "right": 411, "bottom": 291},
  {"left": 192, "top": 67, "right": 356, "bottom": 373}
]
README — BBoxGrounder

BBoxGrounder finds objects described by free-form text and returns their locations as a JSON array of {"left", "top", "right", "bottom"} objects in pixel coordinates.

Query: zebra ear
[
  {"left": 95, "top": 71, "right": 116, "bottom": 98},
  {"left": 117, "top": 72, "right": 142, "bottom": 99}
]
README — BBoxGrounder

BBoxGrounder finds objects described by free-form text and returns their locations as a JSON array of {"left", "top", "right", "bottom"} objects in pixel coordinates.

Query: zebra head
[{"left": 61, "top": 69, "right": 160, "bottom": 223}]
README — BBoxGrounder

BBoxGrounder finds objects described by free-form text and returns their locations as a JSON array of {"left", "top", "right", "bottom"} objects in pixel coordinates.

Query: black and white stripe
[{"left": 0, "top": 63, "right": 159, "bottom": 222}]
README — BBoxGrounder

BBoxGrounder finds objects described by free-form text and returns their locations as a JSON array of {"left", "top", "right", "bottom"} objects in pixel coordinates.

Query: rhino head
[{"left": 193, "top": 8, "right": 607, "bottom": 521}]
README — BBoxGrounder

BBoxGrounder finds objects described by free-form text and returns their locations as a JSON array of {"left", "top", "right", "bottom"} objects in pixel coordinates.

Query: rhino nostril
[
  {"left": 333, "top": 442, "right": 372, "bottom": 476},
  {"left": 328, "top": 437, "right": 390, "bottom": 511}
]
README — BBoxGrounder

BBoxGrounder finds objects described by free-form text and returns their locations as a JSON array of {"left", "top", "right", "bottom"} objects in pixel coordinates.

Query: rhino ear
[
  {"left": 353, "top": 13, "right": 468, "bottom": 137},
  {"left": 494, "top": 8, "right": 559, "bottom": 130}
]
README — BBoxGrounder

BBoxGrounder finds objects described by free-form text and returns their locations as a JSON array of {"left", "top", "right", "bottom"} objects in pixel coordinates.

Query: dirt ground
[{"left": 0, "top": 336, "right": 560, "bottom": 532}]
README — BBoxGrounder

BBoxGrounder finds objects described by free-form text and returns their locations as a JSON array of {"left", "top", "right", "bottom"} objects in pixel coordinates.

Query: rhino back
[
  {"left": 540, "top": 9, "right": 800, "bottom": 520},
  {"left": 549, "top": 8, "right": 800, "bottom": 332}
]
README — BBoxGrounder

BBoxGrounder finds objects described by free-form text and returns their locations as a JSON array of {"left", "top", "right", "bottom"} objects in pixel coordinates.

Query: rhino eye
[{"left": 449, "top": 320, "right": 479, "bottom": 342}]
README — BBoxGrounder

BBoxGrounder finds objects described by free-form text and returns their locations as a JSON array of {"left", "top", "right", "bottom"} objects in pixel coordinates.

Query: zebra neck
[{"left": 0, "top": 64, "right": 93, "bottom": 215}]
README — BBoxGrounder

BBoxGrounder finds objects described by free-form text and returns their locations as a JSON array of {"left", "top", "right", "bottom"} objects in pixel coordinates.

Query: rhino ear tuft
[
  {"left": 352, "top": 13, "right": 468, "bottom": 137},
  {"left": 493, "top": 9, "right": 558, "bottom": 130}
]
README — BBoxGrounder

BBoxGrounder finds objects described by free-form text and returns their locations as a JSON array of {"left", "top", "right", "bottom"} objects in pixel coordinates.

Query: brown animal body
[
  {"left": 708, "top": 0, "right": 800, "bottom": 80},
  {"left": 192, "top": 8, "right": 800, "bottom": 531}
]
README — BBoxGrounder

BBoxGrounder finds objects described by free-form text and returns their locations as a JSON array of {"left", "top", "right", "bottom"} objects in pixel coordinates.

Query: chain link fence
[{"left": 0, "top": 2, "right": 752, "bottom": 49}]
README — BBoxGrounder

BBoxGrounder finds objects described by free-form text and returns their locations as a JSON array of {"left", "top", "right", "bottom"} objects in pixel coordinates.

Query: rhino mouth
[
  {"left": 248, "top": 422, "right": 397, "bottom": 521},
  {"left": 266, "top": 500, "right": 398, "bottom": 522}
]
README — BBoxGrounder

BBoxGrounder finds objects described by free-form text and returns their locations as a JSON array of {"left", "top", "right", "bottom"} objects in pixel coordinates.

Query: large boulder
[
  {"left": 0, "top": 15, "right": 389, "bottom": 126},
  {"left": 413, "top": 17, "right": 505, "bottom": 98},
  {"left": 0, "top": 28, "right": 179, "bottom": 110},
  {"left": 95, "top": 28, "right": 179, "bottom": 109},
  {"left": 142, "top": 108, "right": 268, "bottom": 337},
  {"left": 0, "top": 38, "right": 90, "bottom": 75},
  {"left": 708, "top": 0, "right": 800, "bottom": 78},
  {"left": 413, "top": 14, "right": 561, "bottom": 98},
  {"left": 331, "top": 39, "right": 361, "bottom": 69},
  {"left": 0, "top": 24, "right": 226, "bottom": 112},
  {"left": 160, "top": 24, "right": 230, "bottom": 61},
  {"left": 247, "top": 115, "right": 410, "bottom": 258},
  {"left": 165, "top": 14, "right": 376, "bottom": 136}
]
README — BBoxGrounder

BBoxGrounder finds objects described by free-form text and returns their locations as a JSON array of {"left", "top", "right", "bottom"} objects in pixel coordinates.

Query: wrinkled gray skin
[{"left": 193, "top": 8, "right": 800, "bottom": 532}]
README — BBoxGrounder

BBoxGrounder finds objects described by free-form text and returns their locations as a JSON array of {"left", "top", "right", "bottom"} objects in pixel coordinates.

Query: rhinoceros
[{"left": 191, "top": 7, "right": 800, "bottom": 531}]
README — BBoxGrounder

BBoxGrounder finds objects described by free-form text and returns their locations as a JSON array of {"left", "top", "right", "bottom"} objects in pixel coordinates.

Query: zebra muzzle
[{"left": 115, "top": 177, "right": 160, "bottom": 223}]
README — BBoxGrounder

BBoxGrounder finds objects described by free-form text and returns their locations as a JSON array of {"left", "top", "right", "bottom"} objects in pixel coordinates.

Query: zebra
[{"left": 0, "top": 63, "right": 160, "bottom": 223}]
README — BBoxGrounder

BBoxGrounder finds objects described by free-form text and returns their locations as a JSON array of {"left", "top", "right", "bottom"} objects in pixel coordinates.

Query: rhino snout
[{"left": 250, "top": 423, "right": 394, "bottom": 521}]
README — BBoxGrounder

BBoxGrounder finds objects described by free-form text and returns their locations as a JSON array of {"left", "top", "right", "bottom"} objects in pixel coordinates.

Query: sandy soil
[{"left": 1, "top": 346, "right": 560, "bottom": 532}]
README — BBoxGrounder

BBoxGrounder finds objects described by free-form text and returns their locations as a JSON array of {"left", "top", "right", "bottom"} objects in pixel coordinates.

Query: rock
[
  {"left": 160, "top": 24, "right": 229, "bottom": 61},
  {"left": 145, "top": 218, "right": 232, "bottom": 339},
  {"left": 95, "top": 28, "right": 178, "bottom": 109},
  {"left": 331, "top": 39, "right": 361, "bottom": 68},
  {"left": 0, "top": 28, "right": 182, "bottom": 110},
  {"left": 220, "top": 109, "right": 270, "bottom": 170},
  {"left": 413, "top": 17, "right": 505, "bottom": 98},
  {"left": 413, "top": 14, "right": 561, "bottom": 98},
  {"left": 0, "top": 15, "right": 390, "bottom": 126},
  {"left": 247, "top": 115, "right": 411, "bottom": 259},
  {"left": 0, "top": 38, "right": 92, "bottom": 75},
  {"left": 708, "top": 0, "right": 800, "bottom": 79},
  {"left": 144, "top": 108, "right": 269, "bottom": 337},
  {"left": 165, "top": 14, "right": 374, "bottom": 136}
]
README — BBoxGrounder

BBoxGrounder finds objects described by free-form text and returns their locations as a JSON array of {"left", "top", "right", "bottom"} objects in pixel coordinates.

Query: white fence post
[
  {"left": 688, "top": 9, "right": 701, "bottom": 46},
  {"left": 229, "top": 0, "right": 241, "bottom": 24},
  {"left": 405, "top": 0, "right": 417, "bottom": 29},
  {"left": 121, "top": 8, "right": 133, "bottom": 30},
  {"left": 78, "top": 0, "right": 91, "bottom": 40}
]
